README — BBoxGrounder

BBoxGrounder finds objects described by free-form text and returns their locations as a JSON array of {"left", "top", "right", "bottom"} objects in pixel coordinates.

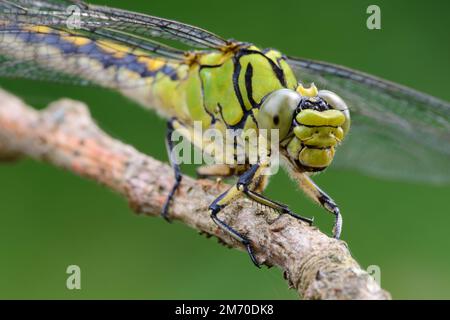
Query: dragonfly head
[{"left": 257, "top": 85, "right": 350, "bottom": 172}]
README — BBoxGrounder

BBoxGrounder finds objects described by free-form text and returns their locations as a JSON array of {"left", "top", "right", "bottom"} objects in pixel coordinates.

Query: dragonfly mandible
[{"left": 0, "top": 0, "right": 449, "bottom": 266}]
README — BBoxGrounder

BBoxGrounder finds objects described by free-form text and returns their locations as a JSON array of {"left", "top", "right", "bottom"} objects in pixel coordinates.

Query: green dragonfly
[{"left": 0, "top": 0, "right": 449, "bottom": 266}]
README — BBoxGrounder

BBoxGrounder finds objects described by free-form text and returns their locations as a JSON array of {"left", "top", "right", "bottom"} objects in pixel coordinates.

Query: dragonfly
[{"left": 1, "top": 0, "right": 449, "bottom": 266}]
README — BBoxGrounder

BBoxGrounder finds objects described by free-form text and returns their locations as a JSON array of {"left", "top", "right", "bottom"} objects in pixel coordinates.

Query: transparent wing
[
  {"left": 0, "top": 52, "right": 97, "bottom": 86},
  {"left": 2, "top": 0, "right": 228, "bottom": 49},
  {"left": 0, "top": 4, "right": 191, "bottom": 90},
  {"left": 0, "top": 0, "right": 223, "bottom": 89},
  {"left": 287, "top": 57, "right": 450, "bottom": 184},
  {"left": 0, "top": 27, "right": 184, "bottom": 91}
]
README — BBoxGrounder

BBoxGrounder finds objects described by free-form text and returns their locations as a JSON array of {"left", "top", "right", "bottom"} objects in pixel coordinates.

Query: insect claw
[
  {"left": 161, "top": 202, "right": 173, "bottom": 223},
  {"left": 243, "top": 241, "right": 261, "bottom": 268}
]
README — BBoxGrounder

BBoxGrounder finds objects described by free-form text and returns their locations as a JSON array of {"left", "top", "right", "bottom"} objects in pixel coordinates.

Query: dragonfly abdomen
[{"left": 0, "top": 25, "right": 187, "bottom": 108}]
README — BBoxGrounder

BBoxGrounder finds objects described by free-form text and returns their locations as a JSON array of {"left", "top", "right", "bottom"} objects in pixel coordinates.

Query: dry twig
[{"left": 0, "top": 88, "right": 390, "bottom": 299}]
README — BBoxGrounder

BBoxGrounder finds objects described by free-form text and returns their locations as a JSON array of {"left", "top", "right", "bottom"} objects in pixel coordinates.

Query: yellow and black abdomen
[{"left": 0, "top": 25, "right": 190, "bottom": 116}]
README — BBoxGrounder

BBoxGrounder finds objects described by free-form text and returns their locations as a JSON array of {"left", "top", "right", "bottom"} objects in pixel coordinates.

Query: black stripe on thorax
[
  {"left": 228, "top": 49, "right": 287, "bottom": 130},
  {"left": 244, "top": 63, "right": 259, "bottom": 109}
]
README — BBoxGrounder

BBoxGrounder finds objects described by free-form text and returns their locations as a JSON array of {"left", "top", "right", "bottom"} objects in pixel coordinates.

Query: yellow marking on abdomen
[
  {"left": 61, "top": 35, "right": 91, "bottom": 46},
  {"left": 23, "top": 25, "right": 52, "bottom": 34},
  {"left": 137, "top": 56, "right": 166, "bottom": 71}
]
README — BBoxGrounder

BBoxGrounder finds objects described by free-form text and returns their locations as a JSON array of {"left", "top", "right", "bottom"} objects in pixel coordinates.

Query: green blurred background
[{"left": 1, "top": 0, "right": 449, "bottom": 299}]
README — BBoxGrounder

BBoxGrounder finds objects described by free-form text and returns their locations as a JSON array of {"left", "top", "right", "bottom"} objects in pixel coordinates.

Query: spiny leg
[
  {"left": 252, "top": 174, "right": 270, "bottom": 193},
  {"left": 295, "top": 172, "right": 342, "bottom": 239},
  {"left": 208, "top": 163, "right": 314, "bottom": 267},
  {"left": 208, "top": 185, "right": 260, "bottom": 267},
  {"left": 236, "top": 164, "right": 314, "bottom": 225},
  {"left": 161, "top": 118, "right": 183, "bottom": 222}
]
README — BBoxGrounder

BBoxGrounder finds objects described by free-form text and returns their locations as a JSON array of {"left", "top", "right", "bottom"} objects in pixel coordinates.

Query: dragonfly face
[{"left": 257, "top": 87, "right": 350, "bottom": 172}]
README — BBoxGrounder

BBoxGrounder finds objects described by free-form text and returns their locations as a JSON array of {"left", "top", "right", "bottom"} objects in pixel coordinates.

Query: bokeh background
[{"left": 0, "top": 0, "right": 449, "bottom": 299}]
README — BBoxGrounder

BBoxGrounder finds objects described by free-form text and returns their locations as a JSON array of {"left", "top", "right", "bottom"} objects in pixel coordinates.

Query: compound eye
[
  {"left": 257, "top": 89, "right": 300, "bottom": 139},
  {"left": 318, "top": 90, "right": 351, "bottom": 134}
]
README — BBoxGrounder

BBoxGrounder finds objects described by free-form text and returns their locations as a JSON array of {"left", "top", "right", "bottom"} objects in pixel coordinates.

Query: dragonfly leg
[
  {"left": 209, "top": 184, "right": 260, "bottom": 267},
  {"left": 161, "top": 118, "right": 183, "bottom": 222},
  {"left": 236, "top": 164, "right": 314, "bottom": 225},
  {"left": 296, "top": 173, "right": 342, "bottom": 239},
  {"left": 208, "top": 163, "right": 313, "bottom": 267}
]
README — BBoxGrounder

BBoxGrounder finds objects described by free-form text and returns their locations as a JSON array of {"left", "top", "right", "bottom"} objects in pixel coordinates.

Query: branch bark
[{"left": 0, "top": 88, "right": 390, "bottom": 300}]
